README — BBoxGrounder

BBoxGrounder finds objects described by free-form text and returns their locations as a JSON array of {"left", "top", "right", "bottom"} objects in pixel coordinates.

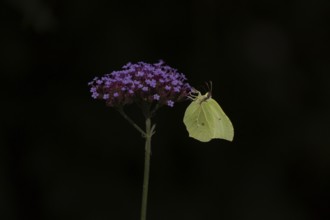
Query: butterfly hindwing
[
  {"left": 183, "top": 99, "right": 213, "bottom": 142},
  {"left": 204, "top": 98, "right": 234, "bottom": 141}
]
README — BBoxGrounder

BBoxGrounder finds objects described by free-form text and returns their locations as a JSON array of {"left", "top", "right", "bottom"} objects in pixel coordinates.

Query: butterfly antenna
[
  {"left": 204, "top": 81, "right": 209, "bottom": 92},
  {"left": 204, "top": 81, "right": 212, "bottom": 99}
]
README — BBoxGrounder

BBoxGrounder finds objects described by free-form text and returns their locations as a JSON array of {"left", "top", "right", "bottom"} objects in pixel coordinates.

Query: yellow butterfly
[{"left": 183, "top": 83, "right": 234, "bottom": 142}]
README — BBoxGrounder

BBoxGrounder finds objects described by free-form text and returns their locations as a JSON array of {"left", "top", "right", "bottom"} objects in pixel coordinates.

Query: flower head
[{"left": 88, "top": 60, "right": 192, "bottom": 108}]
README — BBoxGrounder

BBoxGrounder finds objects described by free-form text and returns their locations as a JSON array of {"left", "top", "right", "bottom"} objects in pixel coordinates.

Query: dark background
[{"left": 1, "top": 0, "right": 330, "bottom": 219}]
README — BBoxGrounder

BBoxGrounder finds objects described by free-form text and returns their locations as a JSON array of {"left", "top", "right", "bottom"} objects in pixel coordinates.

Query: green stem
[
  {"left": 117, "top": 107, "right": 154, "bottom": 220},
  {"left": 117, "top": 108, "right": 146, "bottom": 136},
  {"left": 141, "top": 117, "right": 152, "bottom": 220}
]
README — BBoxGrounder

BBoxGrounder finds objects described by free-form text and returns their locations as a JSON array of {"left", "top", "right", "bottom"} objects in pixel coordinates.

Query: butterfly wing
[
  {"left": 183, "top": 99, "right": 214, "bottom": 142},
  {"left": 202, "top": 98, "right": 234, "bottom": 141}
]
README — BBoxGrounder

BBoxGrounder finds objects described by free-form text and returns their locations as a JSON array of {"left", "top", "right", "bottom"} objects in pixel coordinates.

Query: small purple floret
[
  {"left": 167, "top": 100, "right": 174, "bottom": 107},
  {"left": 174, "top": 87, "right": 181, "bottom": 92},
  {"left": 92, "top": 92, "right": 99, "bottom": 99},
  {"left": 103, "top": 94, "right": 109, "bottom": 100},
  {"left": 153, "top": 94, "right": 160, "bottom": 100}
]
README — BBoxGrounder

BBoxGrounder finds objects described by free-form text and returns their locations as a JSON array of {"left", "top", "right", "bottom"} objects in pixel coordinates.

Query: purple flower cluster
[{"left": 88, "top": 60, "right": 192, "bottom": 108}]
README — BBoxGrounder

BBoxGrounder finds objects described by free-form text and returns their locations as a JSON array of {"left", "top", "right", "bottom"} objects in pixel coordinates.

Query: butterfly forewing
[{"left": 183, "top": 100, "right": 213, "bottom": 142}]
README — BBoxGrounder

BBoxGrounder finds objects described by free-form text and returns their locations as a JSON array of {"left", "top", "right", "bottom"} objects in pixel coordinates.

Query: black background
[{"left": 1, "top": 0, "right": 330, "bottom": 219}]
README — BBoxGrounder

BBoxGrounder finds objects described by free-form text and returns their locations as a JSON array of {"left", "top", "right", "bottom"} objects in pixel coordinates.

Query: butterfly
[{"left": 183, "top": 82, "right": 234, "bottom": 142}]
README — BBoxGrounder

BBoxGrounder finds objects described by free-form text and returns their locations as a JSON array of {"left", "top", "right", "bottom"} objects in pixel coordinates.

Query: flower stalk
[
  {"left": 117, "top": 106, "right": 155, "bottom": 220},
  {"left": 117, "top": 108, "right": 146, "bottom": 136},
  {"left": 141, "top": 117, "right": 152, "bottom": 220}
]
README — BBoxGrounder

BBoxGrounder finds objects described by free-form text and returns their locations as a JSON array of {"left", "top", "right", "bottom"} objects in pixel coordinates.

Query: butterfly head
[{"left": 188, "top": 81, "right": 213, "bottom": 103}]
